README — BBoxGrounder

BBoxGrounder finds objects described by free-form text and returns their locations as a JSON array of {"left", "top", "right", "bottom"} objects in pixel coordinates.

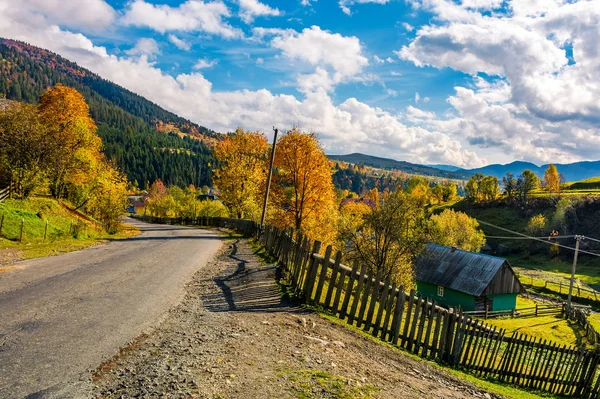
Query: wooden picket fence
[
  {"left": 463, "top": 303, "right": 564, "bottom": 319},
  {"left": 0, "top": 186, "right": 9, "bottom": 202},
  {"left": 260, "top": 225, "right": 600, "bottom": 398},
  {"left": 568, "top": 306, "right": 600, "bottom": 346},
  {"left": 522, "top": 277, "right": 600, "bottom": 303}
]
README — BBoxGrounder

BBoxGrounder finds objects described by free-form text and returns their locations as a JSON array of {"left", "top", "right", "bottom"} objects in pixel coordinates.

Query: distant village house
[{"left": 415, "top": 244, "right": 525, "bottom": 312}]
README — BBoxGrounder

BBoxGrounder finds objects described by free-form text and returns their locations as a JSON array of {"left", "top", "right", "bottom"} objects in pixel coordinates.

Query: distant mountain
[
  {"left": 328, "top": 153, "right": 472, "bottom": 180},
  {"left": 428, "top": 164, "right": 462, "bottom": 172},
  {"left": 0, "top": 38, "right": 218, "bottom": 188},
  {"left": 457, "top": 161, "right": 541, "bottom": 179},
  {"left": 328, "top": 153, "right": 600, "bottom": 183},
  {"left": 459, "top": 160, "right": 600, "bottom": 182}
]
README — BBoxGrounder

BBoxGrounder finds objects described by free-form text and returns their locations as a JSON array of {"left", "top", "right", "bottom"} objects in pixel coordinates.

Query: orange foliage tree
[
  {"left": 38, "top": 84, "right": 102, "bottom": 199},
  {"left": 213, "top": 128, "right": 269, "bottom": 220},
  {"left": 271, "top": 129, "right": 338, "bottom": 245}
]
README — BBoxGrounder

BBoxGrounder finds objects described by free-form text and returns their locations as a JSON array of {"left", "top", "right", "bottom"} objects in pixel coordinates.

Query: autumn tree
[
  {"left": 431, "top": 183, "right": 457, "bottom": 204},
  {"left": 271, "top": 129, "right": 338, "bottom": 245},
  {"left": 543, "top": 164, "right": 560, "bottom": 193},
  {"left": 146, "top": 179, "right": 176, "bottom": 217},
  {"left": 0, "top": 102, "right": 49, "bottom": 196},
  {"left": 343, "top": 190, "right": 427, "bottom": 287},
  {"left": 338, "top": 199, "right": 374, "bottom": 246},
  {"left": 466, "top": 174, "right": 498, "bottom": 203},
  {"left": 502, "top": 172, "right": 517, "bottom": 203},
  {"left": 429, "top": 209, "right": 486, "bottom": 252},
  {"left": 516, "top": 170, "right": 540, "bottom": 205},
  {"left": 38, "top": 85, "right": 102, "bottom": 199},
  {"left": 83, "top": 161, "right": 129, "bottom": 233},
  {"left": 442, "top": 183, "right": 457, "bottom": 202},
  {"left": 465, "top": 173, "right": 484, "bottom": 202},
  {"left": 480, "top": 175, "right": 499, "bottom": 201},
  {"left": 213, "top": 128, "right": 268, "bottom": 220}
]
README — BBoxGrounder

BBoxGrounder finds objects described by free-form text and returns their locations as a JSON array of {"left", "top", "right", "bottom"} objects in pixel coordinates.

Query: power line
[
  {"left": 582, "top": 235, "right": 600, "bottom": 244},
  {"left": 485, "top": 235, "right": 576, "bottom": 240},
  {"left": 476, "top": 219, "right": 600, "bottom": 258}
]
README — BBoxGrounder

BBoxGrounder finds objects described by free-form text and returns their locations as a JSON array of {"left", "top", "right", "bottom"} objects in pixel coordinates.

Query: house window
[{"left": 437, "top": 286, "right": 444, "bottom": 297}]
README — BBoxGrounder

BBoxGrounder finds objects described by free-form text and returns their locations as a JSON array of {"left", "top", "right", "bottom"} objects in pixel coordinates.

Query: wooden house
[
  {"left": 415, "top": 244, "right": 525, "bottom": 311},
  {"left": 127, "top": 199, "right": 146, "bottom": 214}
]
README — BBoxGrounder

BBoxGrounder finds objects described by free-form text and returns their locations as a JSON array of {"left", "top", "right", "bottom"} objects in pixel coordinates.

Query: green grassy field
[
  {"left": 563, "top": 177, "right": 600, "bottom": 191},
  {"left": 0, "top": 197, "right": 137, "bottom": 264},
  {"left": 508, "top": 254, "right": 600, "bottom": 289},
  {"left": 478, "top": 296, "right": 592, "bottom": 348},
  {"left": 0, "top": 197, "right": 102, "bottom": 242}
]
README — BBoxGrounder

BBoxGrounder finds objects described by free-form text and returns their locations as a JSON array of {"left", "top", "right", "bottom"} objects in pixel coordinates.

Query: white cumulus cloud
[
  {"left": 122, "top": 0, "right": 242, "bottom": 39},
  {"left": 338, "top": 0, "right": 391, "bottom": 15},
  {"left": 125, "top": 38, "right": 161, "bottom": 59},
  {"left": 237, "top": 0, "right": 281, "bottom": 24},
  {"left": 193, "top": 57, "right": 219, "bottom": 69},
  {"left": 168, "top": 34, "right": 192, "bottom": 51}
]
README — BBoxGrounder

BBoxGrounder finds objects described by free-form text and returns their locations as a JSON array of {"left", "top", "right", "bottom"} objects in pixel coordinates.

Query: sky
[{"left": 0, "top": 0, "right": 599, "bottom": 168}]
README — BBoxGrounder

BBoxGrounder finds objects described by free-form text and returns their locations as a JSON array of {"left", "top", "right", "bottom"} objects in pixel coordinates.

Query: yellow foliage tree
[
  {"left": 342, "top": 190, "right": 426, "bottom": 287},
  {"left": 271, "top": 129, "right": 338, "bottom": 245},
  {"left": 428, "top": 209, "right": 486, "bottom": 252},
  {"left": 38, "top": 84, "right": 102, "bottom": 199},
  {"left": 543, "top": 164, "right": 560, "bottom": 193},
  {"left": 213, "top": 128, "right": 269, "bottom": 220}
]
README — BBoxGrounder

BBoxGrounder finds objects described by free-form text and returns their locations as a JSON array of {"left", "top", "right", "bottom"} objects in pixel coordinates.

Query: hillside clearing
[{"left": 0, "top": 198, "right": 138, "bottom": 265}]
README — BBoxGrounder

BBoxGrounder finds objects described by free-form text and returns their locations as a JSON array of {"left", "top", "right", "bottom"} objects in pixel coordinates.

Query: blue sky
[{"left": 1, "top": 0, "right": 600, "bottom": 168}]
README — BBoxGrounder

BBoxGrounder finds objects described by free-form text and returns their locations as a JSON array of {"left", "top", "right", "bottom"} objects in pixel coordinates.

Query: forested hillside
[
  {"left": 328, "top": 153, "right": 471, "bottom": 180},
  {"left": 0, "top": 38, "right": 217, "bottom": 188}
]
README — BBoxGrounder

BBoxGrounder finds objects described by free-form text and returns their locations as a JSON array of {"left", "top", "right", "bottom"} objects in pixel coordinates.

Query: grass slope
[
  {"left": 0, "top": 197, "right": 137, "bottom": 264},
  {"left": 563, "top": 177, "right": 600, "bottom": 191}
]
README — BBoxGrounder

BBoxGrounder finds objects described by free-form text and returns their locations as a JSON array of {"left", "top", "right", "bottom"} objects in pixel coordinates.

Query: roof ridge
[{"left": 425, "top": 243, "right": 507, "bottom": 263}]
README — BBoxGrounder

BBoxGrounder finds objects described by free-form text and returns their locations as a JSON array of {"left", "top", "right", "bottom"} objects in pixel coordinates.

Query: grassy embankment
[
  {"left": 479, "top": 296, "right": 593, "bottom": 348},
  {"left": 0, "top": 197, "right": 138, "bottom": 265}
]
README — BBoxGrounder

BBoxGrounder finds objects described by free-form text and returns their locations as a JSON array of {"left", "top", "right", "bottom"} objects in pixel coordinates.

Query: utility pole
[
  {"left": 260, "top": 127, "right": 278, "bottom": 232},
  {"left": 567, "top": 235, "right": 584, "bottom": 314}
]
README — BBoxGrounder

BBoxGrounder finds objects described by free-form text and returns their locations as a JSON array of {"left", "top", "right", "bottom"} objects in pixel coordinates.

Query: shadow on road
[
  {"left": 119, "top": 235, "right": 224, "bottom": 242},
  {"left": 202, "top": 240, "right": 305, "bottom": 314}
]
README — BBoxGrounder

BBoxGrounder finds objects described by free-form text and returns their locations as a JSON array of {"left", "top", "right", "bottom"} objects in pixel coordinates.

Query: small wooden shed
[{"left": 415, "top": 244, "right": 525, "bottom": 312}]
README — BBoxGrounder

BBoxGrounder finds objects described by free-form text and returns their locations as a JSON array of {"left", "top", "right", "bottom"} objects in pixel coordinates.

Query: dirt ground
[{"left": 92, "top": 238, "right": 499, "bottom": 399}]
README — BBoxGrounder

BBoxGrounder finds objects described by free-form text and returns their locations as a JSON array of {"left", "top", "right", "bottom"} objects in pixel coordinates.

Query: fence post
[
  {"left": 19, "top": 217, "right": 24, "bottom": 242},
  {"left": 485, "top": 304, "right": 489, "bottom": 319},
  {"left": 313, "top": 240, "right": 322, "bottom": 255},
  {"left": 0, "top": 214, "right": 4, "bottom": 237},
  {"left": 44, "top": 220, "right": 48, "bottom": 241}
]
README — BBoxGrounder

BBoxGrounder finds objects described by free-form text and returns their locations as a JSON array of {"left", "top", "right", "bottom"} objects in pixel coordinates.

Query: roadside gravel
[{"left": 93, "top": 237, "right": 500, "bottom": 399}]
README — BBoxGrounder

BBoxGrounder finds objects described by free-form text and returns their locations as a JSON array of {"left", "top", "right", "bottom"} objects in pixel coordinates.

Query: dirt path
[{"left": 93, "top": 238, "right": 499, "bottom": 399}]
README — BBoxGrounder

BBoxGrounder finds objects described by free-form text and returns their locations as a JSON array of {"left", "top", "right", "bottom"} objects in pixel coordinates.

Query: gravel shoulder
[{"left": 93, "top": 237, "right": 500, "bottom": 399}]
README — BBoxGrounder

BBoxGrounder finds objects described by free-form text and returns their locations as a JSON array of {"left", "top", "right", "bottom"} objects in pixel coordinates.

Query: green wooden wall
[
  {"left": 417, "top": 281, "right": 517, "bottom": 311},
  {"left": 416, "top": 281, "right": 476, "bottom": 311},
  {"left": 488, "top": 293, "right": 517, "bottom": 311}
]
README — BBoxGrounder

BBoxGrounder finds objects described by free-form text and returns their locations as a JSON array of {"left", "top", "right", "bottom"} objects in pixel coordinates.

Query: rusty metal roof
[{"left": 415, "top": 244, "right": 513, "bottom": 296}]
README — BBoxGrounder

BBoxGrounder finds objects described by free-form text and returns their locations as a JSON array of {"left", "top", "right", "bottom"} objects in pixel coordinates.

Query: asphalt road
[{"left": 0, "top": 218, "right": 224, "bottom": 398}]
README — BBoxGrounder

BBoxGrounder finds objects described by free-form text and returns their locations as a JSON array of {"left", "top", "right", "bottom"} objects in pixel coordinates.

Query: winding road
[{"left": 0, "top": 218, "right": 224, "bottom": 398}]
